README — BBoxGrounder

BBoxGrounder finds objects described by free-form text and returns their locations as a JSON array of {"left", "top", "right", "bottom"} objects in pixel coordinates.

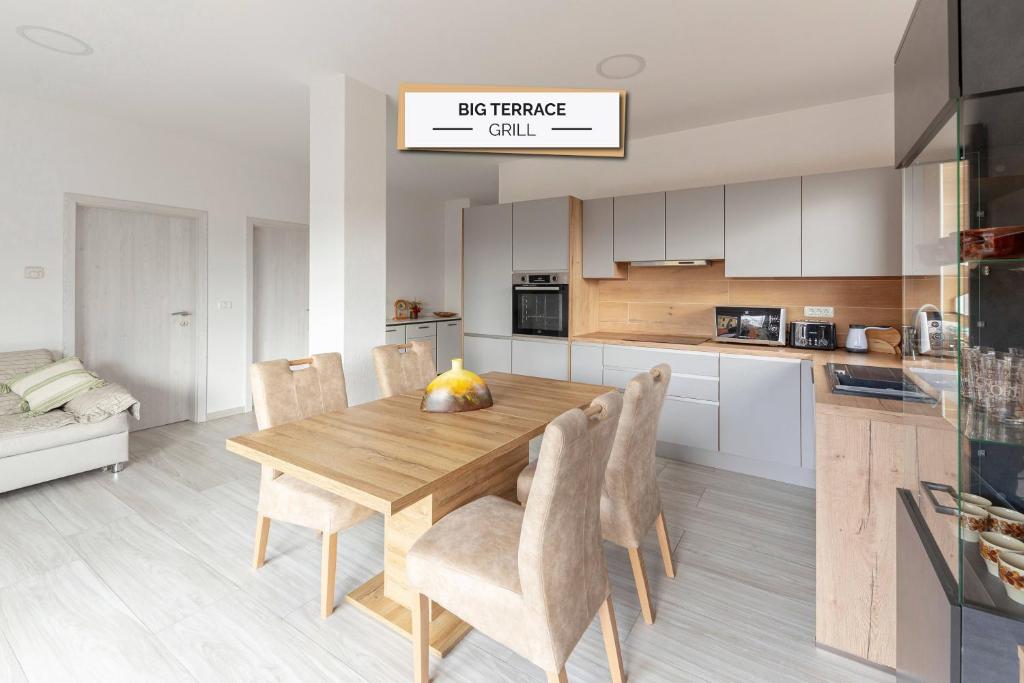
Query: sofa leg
[{"left": 104, "top": 461, "right": 128, "bottom": 473}]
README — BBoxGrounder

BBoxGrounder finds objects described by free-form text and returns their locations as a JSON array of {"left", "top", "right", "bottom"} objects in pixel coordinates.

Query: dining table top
[{"left": 225, "top": 372, "right": 613, "bottom": 515}]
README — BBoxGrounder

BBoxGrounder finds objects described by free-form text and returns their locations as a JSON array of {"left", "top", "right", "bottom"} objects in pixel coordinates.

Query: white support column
[
  {"left": 309, "top": 75, "right": 387, "bottom": 405},
  {"left": 443, "top": 197, "right": 470, "bottom": 313}
]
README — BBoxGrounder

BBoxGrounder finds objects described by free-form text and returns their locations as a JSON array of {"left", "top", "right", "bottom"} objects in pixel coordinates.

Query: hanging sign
[{"left": 398, "top": 84, "right": 626, "bottom": 157}]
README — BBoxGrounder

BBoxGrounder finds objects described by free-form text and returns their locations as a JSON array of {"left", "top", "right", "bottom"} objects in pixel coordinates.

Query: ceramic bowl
[
  {"left": 958, "top": 492, "right": 993, "bottom": 509},
  {"left": 998, "top": 552, "right": 1024, "bottom": 605},
  {"left": 979, "top": 531, "right": 1024, "bottom": 576},
  {"left": 958, "top": 502, "right": 990, "bottom": 542},
  {"left": 988, "top": 506, "right": 1024, "bottom": 539}
]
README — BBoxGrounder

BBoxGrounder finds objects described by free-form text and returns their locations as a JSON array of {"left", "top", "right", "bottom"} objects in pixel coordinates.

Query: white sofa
[{"left": 0, "top": 349, "right": 134, "bottom": 494}]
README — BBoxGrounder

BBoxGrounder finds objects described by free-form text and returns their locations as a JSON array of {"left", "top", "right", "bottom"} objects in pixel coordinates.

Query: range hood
[{"left": 628, "top": 259, "right": 710, "bottom": 267}]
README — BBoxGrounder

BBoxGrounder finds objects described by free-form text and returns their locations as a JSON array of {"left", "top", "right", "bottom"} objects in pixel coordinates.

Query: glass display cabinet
[{"left": 897, "top": 90, "right": 1024, "bottom": 682}]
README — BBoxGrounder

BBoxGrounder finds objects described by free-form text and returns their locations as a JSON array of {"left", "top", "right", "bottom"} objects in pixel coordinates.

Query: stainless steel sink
[{"left": 825, "top": 363, "right": 938, "bottom": 404}]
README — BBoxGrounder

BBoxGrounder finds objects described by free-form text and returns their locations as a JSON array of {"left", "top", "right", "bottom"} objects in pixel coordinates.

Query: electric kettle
[{"left": 845, "top": 324, "right": 890, "bottom": 353}]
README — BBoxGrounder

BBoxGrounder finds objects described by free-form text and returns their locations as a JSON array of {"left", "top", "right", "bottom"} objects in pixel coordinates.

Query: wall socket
[
  {"left": 804, "top": 306, "right": 834, "bottom": 318},
  {"left": 24, "top": 266, "right": 45, "bottom": 279}
]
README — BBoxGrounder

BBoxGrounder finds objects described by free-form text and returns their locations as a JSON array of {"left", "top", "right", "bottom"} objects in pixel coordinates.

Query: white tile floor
[{"left": 0, "top": 413, "right": 894, "bottom": 682}]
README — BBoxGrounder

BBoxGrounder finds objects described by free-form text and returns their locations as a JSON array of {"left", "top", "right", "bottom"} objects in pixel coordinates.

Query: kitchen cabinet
[
  {"left": 603, "top": 367, "right": 718, "bottom": 402},
  {"left": 724, "top": 177, "right": 802, "bottom": 277},
  {"left": 513, "top": 197, "right": 569, "bottom": 272},
  {"left": 405, "top": 322, "right": 436, "bottom": 340},
  {"left": 463, "top": 204, "right": 512, "bottom": 336},
  {"left": 603, "top": 345, "right": 718, "bottom": 378},
  {"left": 436, "top": 319, "right": 462, "bottom": 371},
  {"left": 802, "top": 167, "right": 901, "bottom": 276},
  {"left": 463, "top": 335, "right": 511, "bottom": 374},
  {"left": 657, "top": 397, "right": 719, "bottom": 452},
  {"left": 613, "top": 192, "right": 665, "bottom": 262},
  {"left": 665, "top": 185, "right": 724, "bottom": 260},
  {"left": 511, "top": 339, "right": 569, "bottom": 381},
  {"left": 582, "top": 198, "right": 625, "bottom": 279},
  {"left": 719, "top": 354, "right": 802, "bottom": 467},
  {"left": 385, "top": 325, "right": 405, "bottom": 345},
  {"left": 570, "top": 342, "right": 604, "bottom": 384}
]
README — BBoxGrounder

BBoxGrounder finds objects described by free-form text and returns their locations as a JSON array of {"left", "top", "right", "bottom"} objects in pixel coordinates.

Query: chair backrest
[
  {"left": 249, "top": 353, "right": 348, "bottom": 430},
  {"left": 372, "top": 341, "right": 436, "bottom": 398},
  {"left": 518, "top": 390, "right": 623, "bottom": 671},
  {"left": 601, "top": 364, "right": 671, "bottom": 548}
]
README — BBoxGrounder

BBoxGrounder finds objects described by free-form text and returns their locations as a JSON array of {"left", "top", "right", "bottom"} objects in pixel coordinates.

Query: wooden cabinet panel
[
  {"left": 613, "top": 192, "right": 665, "bottom": 262},
  {"left": 656, "top": 397, "right": 719, "bottom": 451},
  {"left": 582, "top": 198, "right": 625, "bottom": 279},
  {"left": 463, "top": 335, "right": 511, "bottom": 374},
  {"left": 512, "top": 197, "right": 569, "bottom": 272},
  {"left": 719, "top": 354, "right": 801, "bottom": 466},
  {"left": 463, "top": 204, "right": 512, "bottom": 336},
  {"left": 666, "top": 185, "right": 725, "bottom": 260},
  {"left": 802, "top": 167, "right": 901, "bottom": 276},
  {"left": 511, "top": 339, "right": 569, "bottom": 381},
  {"left": 570, "top": 343, "right": 604, "bottom": 384},
  {"left": 436, "top": 319, "right": 462, "bottom": 371},
  {"left": 724, "top": 177, "right": 802, "bottom": 277}
]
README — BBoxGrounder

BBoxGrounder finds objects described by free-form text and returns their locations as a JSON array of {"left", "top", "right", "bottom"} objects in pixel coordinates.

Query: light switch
[
  {"left": 217, "top": 300, "right": 233, "bottom": 309},
  {"left": 24, "top": 266, "right": 45, "bottom": 279},
  {"left": 804, "top": 306, "right": 834, "bottom": 318}
]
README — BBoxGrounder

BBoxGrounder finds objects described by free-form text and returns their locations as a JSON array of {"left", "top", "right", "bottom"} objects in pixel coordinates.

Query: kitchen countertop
[
  {"left": 386, "top": 315, "right": 461, "bottom": 326},
  {"left": 573, "top": 331, "right": 957, "bottom": 429}
]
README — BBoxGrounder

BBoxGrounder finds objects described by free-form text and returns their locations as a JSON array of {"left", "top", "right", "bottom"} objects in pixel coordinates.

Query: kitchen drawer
[
  {"left": 385, "top": 326, "right": 406, "bottom": 345},
  {"left": 657, "top": 397, "right": 719, "bottom": 452},
  {"left": 603, "top": 367, "right": 719, "bottom": 402},
  {"left": 570, "top": 343, "right": 604, "bottom": 384},
  {"left": 603, "top": 344, "right": 719, "bottom": 377},
  {"left": 406, "top": 322, "right": 437, "bottom": 340}
]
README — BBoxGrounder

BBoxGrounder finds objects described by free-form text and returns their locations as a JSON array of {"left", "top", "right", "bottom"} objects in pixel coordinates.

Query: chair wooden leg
[
  {"left": 413, "top": 593, "right": 430, "bottom": 683},
  {"left": 628, "top": 547, "right": 655, "bottom": 624},
  {"left": 655, "top": 511, "right": 675, "bottom": 578},
  {"left": 320, "top": 531, "right": 338, "bottom": 618},
  {"left": 252, "top": 514, "right": 271, "bottom": 569},
  {"left": 546, "top": 670, "right": 568, "bottom": 683},
  {"left": 598, "top": 595, "right": 626, "bottom": 683}
]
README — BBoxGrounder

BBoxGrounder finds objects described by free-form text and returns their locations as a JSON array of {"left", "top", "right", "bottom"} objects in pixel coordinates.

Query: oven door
[{"left": 513, "top": 284, "right": 568, "bottom": 337}]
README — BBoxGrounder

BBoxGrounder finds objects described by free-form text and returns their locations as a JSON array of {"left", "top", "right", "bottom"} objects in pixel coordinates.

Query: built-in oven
[{"left": 512, "top": 272, "right": 568, "bottom": 338}]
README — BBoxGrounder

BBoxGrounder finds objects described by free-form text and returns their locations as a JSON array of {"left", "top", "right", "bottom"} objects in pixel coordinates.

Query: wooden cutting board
[{"left": 866, "top": 327, "right": 902, "bottom": 356}]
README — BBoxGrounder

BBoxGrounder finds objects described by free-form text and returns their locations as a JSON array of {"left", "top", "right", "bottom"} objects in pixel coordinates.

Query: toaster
[{"left": 789, "top": 321, "right": 837, "bottom": 350}]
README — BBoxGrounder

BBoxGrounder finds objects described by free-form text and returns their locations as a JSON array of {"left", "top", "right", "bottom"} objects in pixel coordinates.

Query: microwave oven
[{"left": 713, "top": 306, "right": 787, "bottom": 346}]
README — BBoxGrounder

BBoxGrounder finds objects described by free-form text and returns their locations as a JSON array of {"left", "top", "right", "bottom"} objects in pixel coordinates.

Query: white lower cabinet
[
  {"left": 718, "top": 354, "right": 802, "bottom": 468},
  {"left": 436, "top": 319, "right": 462, "bottom": 371},
  {"left": 385, "top": 325, "right": 406, "bottom": 345},
  {"left": 570, "top": 343, "right": 604, "bottom": 384},
  {"left": 463, "top": 335, "right": 511, "bottom": 374},
  {"left": 657, "top": 397, "right": 719, "bottom": 452},
  {"left": 511, "top": 339, "right": 569, "bottom": 381}
]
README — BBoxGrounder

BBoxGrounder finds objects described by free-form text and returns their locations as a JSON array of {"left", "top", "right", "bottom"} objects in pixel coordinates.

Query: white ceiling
[{"left": 2, "top": 0, "right": 916, "bottom": 202}]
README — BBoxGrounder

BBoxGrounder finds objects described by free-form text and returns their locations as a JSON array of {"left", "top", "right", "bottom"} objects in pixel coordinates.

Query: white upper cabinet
[
  {"left": 724, "top": 177, "right": 802, "bottom": 277},
  {"left": 463, "top": 204, "right": 512, "bottom": 336},
  {"left": 512, "top": 197, "right": 569, "bottom": 272},
  {"left": 665, "top": 185, "right": 725, "bottom": 260},
  {"left": 613, "top": 192, "right": 666, "bottom": 262},
  {"left": 582, "top": 197, "right": 625, "bottom": 279},
  {"left": 802, "top": 167, "right": 901, "bottom": 277}
]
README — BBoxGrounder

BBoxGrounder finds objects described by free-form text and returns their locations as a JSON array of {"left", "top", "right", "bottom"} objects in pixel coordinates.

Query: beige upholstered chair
[
  {"left": 249, "top": 353, "right": 376, "bottom": 618},
  {"left": 517, "top": 364, "right": 675, "bottom": 625},
  {"left": 372, "top": 341, "right": 437, "bottom": 398},
  {"left": 407, "top": 392, "right": 626, "bottom": 683}
]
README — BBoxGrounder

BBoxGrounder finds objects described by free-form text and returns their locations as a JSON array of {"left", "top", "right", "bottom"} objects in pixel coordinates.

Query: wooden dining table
[{"left": 225, "top": 371, "right": 612, "bottom": 657}]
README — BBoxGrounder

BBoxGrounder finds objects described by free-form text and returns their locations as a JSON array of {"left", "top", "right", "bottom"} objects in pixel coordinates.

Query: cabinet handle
[
  {"left": 921, "top": 480, "right": 959, "bottom": 516},
  {"left": 418, "top": 325, "right": 429, "bottom": 329},
  {"left": 447, "top": 322, "right": 457, "bottom": 327}
]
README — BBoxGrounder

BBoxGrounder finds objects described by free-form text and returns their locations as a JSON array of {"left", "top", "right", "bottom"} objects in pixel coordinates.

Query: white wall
[
  {"left": 0, "top": 93, "right": 308, "bottom": 414},
  {"left": 386, "top": 193, "right": 445, "bottom": 315},
  {"left": 498, "top": 94, "right": 895, "bottom": 202}
]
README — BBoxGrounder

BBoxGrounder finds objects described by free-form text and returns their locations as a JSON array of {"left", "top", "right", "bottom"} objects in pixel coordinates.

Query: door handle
[
  {"left": 921, "top": 480, "right": 959, "bottom": 516},
  {"left": 171, "top": 311, "right": 191, "bottom": 316}
]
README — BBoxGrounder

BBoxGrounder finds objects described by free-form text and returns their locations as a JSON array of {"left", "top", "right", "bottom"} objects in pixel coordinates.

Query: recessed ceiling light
[
  {"left": 596, "top": 54, "right": 646, "bottom": 80},
  {"left": 16, "top": 25, "right": 93, "bottom": 56}
]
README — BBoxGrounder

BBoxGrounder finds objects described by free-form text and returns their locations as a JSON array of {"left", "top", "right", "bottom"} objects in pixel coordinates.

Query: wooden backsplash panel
[{"left": 595, "top": 262, "right": 903, "bottom": 343}]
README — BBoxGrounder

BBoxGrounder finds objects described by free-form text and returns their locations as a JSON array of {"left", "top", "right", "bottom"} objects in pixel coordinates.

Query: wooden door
[
  {"left": 253, "top": 222, "right": 309, "bottom": 362},
  {"left": 76, "top": 206, "right": 196, "bottom": 430}
]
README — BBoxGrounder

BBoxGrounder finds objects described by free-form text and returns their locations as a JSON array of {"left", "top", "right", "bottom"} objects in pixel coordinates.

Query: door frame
[
  {"left": 63, "top": 193, "right": 209, "bottom": 423},
  {"left": 245, "top": 216, "right": 309, "bottom": 412}
]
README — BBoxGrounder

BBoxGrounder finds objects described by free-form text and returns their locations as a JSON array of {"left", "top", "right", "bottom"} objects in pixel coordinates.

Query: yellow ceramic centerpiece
[{"left": 421, "top": 358, "right": 494, "bottom": 413}]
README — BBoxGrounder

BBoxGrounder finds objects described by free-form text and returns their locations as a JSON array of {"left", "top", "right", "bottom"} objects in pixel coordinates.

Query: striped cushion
[
  {"left": 5, "top": 357, "right": 104, "bottom": 415},
  {"left": 0, "top": 350, "right": 54, "bottom": 416}
]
